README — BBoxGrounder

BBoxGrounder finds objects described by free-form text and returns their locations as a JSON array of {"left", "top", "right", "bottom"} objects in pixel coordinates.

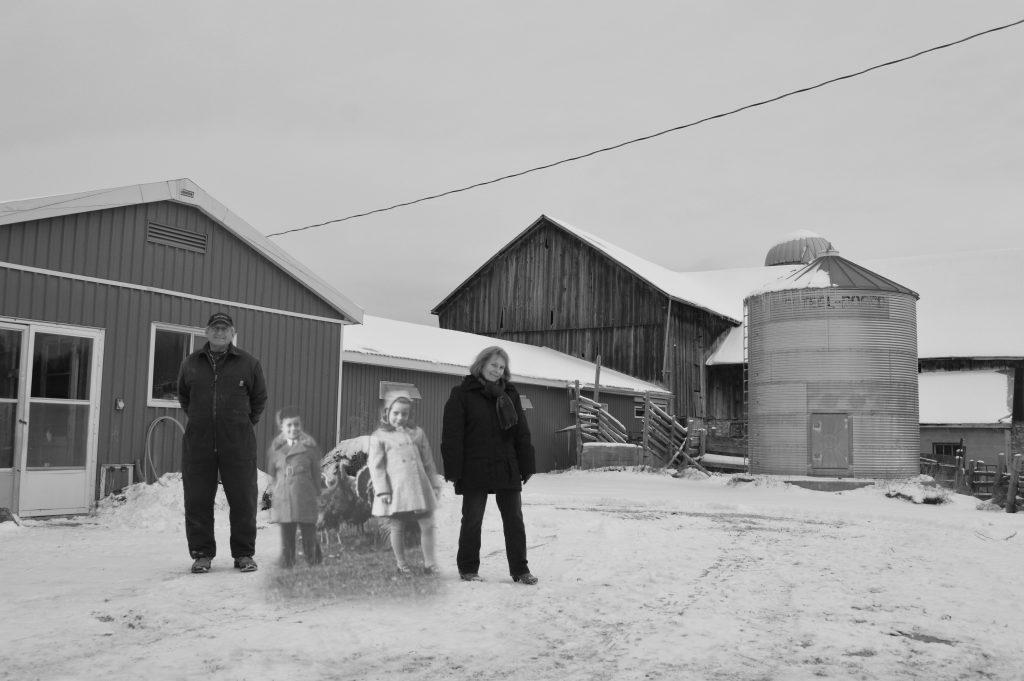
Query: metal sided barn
[
  {"left": 339, "top": 316, "right": 670, "bottom": 473},
  {"left": 0, "top": 179, "right": 362, "bottom": 517}
]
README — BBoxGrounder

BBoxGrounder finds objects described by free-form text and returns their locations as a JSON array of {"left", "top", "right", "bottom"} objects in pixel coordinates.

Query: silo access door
[{"left": 809, "top": 413, "right": 851, "bottom": 472}]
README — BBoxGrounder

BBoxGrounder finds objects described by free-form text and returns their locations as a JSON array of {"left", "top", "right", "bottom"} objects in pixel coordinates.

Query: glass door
[
  {"left": 17, "top": 326, "right": 103, "bottom": 516},
  {"left": 0, "top": 324, "right": 24, "bottom": 511}
]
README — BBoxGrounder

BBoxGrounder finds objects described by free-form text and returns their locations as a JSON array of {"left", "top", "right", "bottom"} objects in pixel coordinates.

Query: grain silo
[{"left": 745, "top": 249, "right": 920, "bottom": 478}]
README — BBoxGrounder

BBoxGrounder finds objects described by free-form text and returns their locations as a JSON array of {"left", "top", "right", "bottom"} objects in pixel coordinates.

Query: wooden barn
[
  {"left": 432, "top": 215, "right": 801, "bottom": 427},
  {"left": 434, "top": 216, "right": 1024, "bottom": 470},
  {"left": 0, "top": 179, "right": 363, "bottom": 517},
  {"left": 338, "top": 315, "right": 670, "bottom": 474}
]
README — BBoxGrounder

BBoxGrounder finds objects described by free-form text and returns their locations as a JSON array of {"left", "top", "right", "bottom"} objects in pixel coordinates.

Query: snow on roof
[
  {"left": 0, "top": 179, "right": 363, "bottom": 323},
  {"left": 548, "top": 216, "right": 800, "bottom": 324},
  {"left": 344, "top": 315, "right": 670, "bottom": 395},
  {"left": 919, "top": 370, "right": 1011, "bottom": 425},
  {"left": 751, "top": 251, "right": 919, "bottom": 297}
]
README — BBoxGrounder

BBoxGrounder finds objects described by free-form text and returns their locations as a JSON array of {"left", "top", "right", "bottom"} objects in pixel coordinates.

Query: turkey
[{"left": 316, "top": 437, "right": 374, "bottom": 547}]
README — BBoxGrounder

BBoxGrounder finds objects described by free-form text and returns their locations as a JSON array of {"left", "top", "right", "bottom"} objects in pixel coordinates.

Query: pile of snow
[{"left": 93, "top": 471, "right": 274, "bottom": 531}]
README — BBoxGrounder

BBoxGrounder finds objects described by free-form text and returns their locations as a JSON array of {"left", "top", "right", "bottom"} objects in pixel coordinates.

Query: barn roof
[
  {"left": 0, "top": 178, "right": 363, "bottom": 323},
  {"left": 344, "top": 315, "right": 670, "bottom": 395},
  {"left": 433, "top": 213, "right": 1024, "bottom": 363},
  {"left": 431, "top": 214, "right": 797, "bottom": 324}
]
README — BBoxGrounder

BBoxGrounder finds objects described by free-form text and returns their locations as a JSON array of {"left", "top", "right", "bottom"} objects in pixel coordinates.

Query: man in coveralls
[{"left": 177, "top": 312, "right": 268, "bottom": 574}]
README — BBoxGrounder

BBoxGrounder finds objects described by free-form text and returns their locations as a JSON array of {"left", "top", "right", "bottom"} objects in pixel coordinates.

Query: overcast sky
[{"left": 2, "top": 2, "right": 1022, "bottom": 324}]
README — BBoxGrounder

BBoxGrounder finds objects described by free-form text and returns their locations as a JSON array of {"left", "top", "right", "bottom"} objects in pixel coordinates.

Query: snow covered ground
[{"left": 2, "top": 469, "right": 1022, "bottom": 681}]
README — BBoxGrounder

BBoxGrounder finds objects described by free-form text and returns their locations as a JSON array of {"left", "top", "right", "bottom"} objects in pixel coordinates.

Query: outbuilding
[
  {"left": 340, "top": 315, "right": 671, "bottom": 472},
  {"left": 0, "top": 179, "right": 363, "bottom": 517}
]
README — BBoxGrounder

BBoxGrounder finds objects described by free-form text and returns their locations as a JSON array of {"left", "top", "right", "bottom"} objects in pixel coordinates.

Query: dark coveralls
[{"left": 177, "top": 342, "right": 268, "bottom": 560}]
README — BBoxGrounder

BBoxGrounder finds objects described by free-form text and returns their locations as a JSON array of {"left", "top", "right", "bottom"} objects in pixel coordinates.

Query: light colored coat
[
  {"left": 267, "top": 435, "right": 324, "bottom": 524},
  {"left": 369, "top": 426, "right": 440, "bottom": 517}
]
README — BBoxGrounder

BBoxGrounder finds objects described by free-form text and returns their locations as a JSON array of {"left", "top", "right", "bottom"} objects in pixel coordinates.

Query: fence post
[
  {"left": 573, "top": 380, "right": 583, "bottom": 467},
  {"left": 1008, "top": 454, "right": 1021, "bottom": 514}
]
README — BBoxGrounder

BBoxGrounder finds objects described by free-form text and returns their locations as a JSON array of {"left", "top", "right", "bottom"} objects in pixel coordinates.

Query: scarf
[{"left": 482, "top": 378, "right": 518, "bottom": 430}]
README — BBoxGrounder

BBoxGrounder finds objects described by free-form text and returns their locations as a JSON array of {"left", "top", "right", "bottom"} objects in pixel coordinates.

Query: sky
[
  {"left": 2, "top": 2, "right": 1023, "bottom": 325},
  {"left": 3, "top": 468, "right": 1023, "bottom": 680}
]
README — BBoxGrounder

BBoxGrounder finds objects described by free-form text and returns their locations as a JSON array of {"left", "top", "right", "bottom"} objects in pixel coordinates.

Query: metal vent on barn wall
[
  {"left": 179, "top": 188, "right": 195, "bottom": 198},
  {"left": 147, "top": 221, "right": 208, "bottom": 253}
]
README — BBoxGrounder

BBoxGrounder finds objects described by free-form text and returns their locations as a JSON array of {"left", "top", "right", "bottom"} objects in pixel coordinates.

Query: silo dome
[
  {"left": 765, "top": 230, "right": 833, "bottom": 266},
  {"left": 745, "top": 250, "right": 920, "bottom": 479}
]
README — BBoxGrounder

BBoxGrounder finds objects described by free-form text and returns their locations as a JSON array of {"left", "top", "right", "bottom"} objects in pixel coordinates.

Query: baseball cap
[{"left": 207, "top": 312, "right": 234, "bottom": 328}]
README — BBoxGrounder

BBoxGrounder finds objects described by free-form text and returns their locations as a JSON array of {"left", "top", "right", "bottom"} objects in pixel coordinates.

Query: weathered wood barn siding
[
  {"left": 662, "top": 302, "right": 737, "bottom": 420},
  {"left": 1, "top": 201, "right": 347, "bottom": 489},
  {"left": 436, "top": 220, "right": 667, "bottom": 380},
  {"left": 434, "top": 217, "right": 737, "bottom": 421},
  {"left": 339, "top": 361, "right": 639, "bottom": 473}
]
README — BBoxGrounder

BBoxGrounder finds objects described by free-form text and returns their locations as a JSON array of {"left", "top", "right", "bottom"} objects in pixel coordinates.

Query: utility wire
[{"left": 267, "top": 17, "right": 1024, "bottom": 238}]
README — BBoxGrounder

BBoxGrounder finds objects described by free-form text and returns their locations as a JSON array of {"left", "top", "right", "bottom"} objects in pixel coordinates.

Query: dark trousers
[
  {"left": 280, "top": 522, "right": 322, "bottom": 567},
  {"left": 183, "top": 453, "right": 257, "bottom": 559},
  {"left": 457, "top": 489, "right": 528, "bottom": 576}
]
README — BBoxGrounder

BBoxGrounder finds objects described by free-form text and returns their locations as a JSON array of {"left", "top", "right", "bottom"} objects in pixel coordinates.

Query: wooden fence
[{"left": 921, "top": 452, "right": 1023, "bottom": 512}]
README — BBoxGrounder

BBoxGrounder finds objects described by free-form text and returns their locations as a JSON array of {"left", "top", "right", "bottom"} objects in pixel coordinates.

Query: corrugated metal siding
[
  {"left": 747, "top": 289, "right": 919, "bottom": 478},
  {"left": 0, "top": 267, "right": 343, "bottom": 490},
  {"left": 0, "top": 202, "right": 342, "bottom": 319}
]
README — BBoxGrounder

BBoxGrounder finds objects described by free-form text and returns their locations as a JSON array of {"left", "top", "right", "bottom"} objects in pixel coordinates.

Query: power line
[{"left": 267, "top": 17, "right": 1024, "bottom": 238}]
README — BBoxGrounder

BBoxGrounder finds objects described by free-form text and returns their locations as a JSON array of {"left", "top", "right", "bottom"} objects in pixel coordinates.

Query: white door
[
  {"left": 16, "top": 325, "right": 103, "bottom": 517},
  {"left": 0, "top": 324, "right": 25, "bottom": 511}
]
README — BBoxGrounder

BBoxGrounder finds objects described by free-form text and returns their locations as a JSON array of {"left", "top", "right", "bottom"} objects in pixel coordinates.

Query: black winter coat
[
  {"left": 441, "top": 375, "right": 535, "bottom": 494},
  {"left": 177, "top": 343, "right": 268, "bottom": 463}
]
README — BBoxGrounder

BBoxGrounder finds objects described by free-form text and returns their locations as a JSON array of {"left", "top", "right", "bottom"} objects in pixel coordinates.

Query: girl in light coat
[
  {"left": 267, "top": 407, "right": 324, "bottom": 568},
  {"left": 369, "top": 393, "right": 441, "bottom": 575}
]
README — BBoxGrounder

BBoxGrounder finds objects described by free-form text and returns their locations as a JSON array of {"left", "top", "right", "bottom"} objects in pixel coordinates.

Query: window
[
  {"left": 933, "top": 442, "right": 963, "bottom": 459},
  {"left": 634, "top": 395, "right": 671, "bottom": 420},
  {"left": 149, "top": 324, "right": 206, "bottom": 406},
  {"left": 378, "top": 381, "right": 421, "bottom": 400}
]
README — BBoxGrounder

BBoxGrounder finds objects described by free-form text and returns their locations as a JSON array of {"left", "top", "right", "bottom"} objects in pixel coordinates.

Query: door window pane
[
  {"left": 0, "top": 329, "right": 20, "bottom": 399},
  {"left": 26, "top": 403, "right": 89, "bottom": 468},
  {"left": 0, "top": 402, "right": 14, "bottom": 469},
  {"left": 31, "top": 334, "right": 92, "bottom": 400}
]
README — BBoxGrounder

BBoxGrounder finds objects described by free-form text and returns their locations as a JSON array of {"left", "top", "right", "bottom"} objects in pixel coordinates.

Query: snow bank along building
[
  {"left": 433, "top": 215, "right": 1024, "bottom": 473},
  {"left": 0, "top": 179, "right": 363, "bottom": 517},
  {"left": 340, "top": 315, "right": 671, "bottom": 473}
]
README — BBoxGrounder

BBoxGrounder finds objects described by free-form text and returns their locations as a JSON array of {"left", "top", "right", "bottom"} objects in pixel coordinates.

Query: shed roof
[
  {"left": 344, "top": 315, "right": 670, "bottom": 395},
  {"left": 919, "top": 370, "right": 1011, "bottom": 425},
  {"left": 0, "top": 178, "right": 363, "bottom": 323}
]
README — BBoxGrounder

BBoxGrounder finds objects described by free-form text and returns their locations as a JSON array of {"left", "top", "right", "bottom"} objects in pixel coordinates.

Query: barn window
[
  {"left": 148, "top": 324, "right": 207, "bottom": 407},
  {"left": 634, "top": 395, "right": 671, "bottom": 420},
  {"left": 932, "top": 442, "right": 963, "bottom": 459},
  {"left": 378, "top": 382, "right": 421, "bottom": 401}
]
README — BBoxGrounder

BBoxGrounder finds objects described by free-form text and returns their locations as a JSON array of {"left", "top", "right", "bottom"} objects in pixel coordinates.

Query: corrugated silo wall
[
  {"left": 340, "top": 362, "right": 640, "bottom": 474},
  {"left": 747, "top": 289, "right": 919, "bottom": 478}
]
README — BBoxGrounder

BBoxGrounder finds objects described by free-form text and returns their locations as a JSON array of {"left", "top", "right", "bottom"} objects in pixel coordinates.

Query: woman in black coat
[{"left": 441, "top": 346, "right": 538, "bottom": 585}]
